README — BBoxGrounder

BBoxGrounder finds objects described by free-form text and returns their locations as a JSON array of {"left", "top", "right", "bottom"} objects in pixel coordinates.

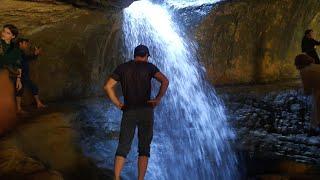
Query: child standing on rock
[{"left": 16, "top": 38, "right": 46, "bottom": 113}]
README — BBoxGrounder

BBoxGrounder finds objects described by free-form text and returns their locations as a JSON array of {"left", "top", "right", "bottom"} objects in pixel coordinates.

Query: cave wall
[
  {"left": 220, "top": 87, "right": 320, "bottom": 164},
  {"left": 4, "top": 0, "right": 320, "bottom": 104},
  {"left": 22, "top": 0, "right": 135, "bottom": 9},
  {"left": 0, "top": 0, "right": 123, "bottom": 103},
  {"left": 196, "top": 0, "right": 320, "bottom": 85}
]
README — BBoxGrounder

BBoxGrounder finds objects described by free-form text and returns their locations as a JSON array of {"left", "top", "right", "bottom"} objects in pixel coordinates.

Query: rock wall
[
  {"left": 1, "top": 0, "right": 124, "bottom": 104},
  {"left": 196, "top": 0, "right": 320, "bottom": 85},
  {"left": 4, "top": 0, "right": 320, "bottom": 104},
  {"left": 22, "top": 0, "right": 135, "bottom": 9},
  {"left": 220, "top": 87, "right": 320, "bottom": 164}
]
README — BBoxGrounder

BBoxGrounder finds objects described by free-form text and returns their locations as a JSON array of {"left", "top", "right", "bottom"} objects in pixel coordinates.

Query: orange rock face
[{"left": 0, "top": 70, "right": 16, "bottom": 135}]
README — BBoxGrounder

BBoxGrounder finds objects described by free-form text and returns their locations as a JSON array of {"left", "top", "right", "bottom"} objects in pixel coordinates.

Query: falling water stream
[
  {"left": 76, "top": 0, "right": 239, "bottom": 179},
  {"left": 163, "top": 0, "right": 219, "bottom": 8},
  {"left": 121, "top": 0, "right": 238, "bottom": 179}
]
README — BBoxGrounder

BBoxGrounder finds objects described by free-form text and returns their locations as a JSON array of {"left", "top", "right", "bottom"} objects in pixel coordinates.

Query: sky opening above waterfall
[{"left": 163, "top": 0, "right": 220, "bottom": 8}]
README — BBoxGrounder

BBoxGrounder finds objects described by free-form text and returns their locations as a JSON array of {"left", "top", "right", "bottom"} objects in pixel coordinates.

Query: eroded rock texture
[
  {"left": 221, "top": 86, "right": 320, "bottom": 164},
  {"left": 196, "top": 0, "right": 320, "bottom": 85}
]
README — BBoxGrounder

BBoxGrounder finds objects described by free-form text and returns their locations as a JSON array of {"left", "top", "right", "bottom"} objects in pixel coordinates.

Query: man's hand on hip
[
  {"left": 147, "top": 98, "right": 160, "bottom": 108},
  {"left": 117, "top": 102, "right": 125, "bottom": 110}
]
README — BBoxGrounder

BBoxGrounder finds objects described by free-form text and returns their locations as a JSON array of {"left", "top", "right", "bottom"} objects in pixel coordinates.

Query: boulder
[{"left": 0, "top": 70, "right": 16, "bottom": 135}]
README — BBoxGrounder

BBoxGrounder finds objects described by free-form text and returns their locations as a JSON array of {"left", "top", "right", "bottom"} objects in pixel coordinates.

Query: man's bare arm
[
  {"left": 16, "top": 68, "right": 22, "bottom": 90},
  {"left": 148, "top": 72, "right": 169, "bottom": 107},
  {"left": 154, "top": 72, "right": 169, "bottom": 100},
  {"left": 104, "top": 78, "right": 124, "bottom": 109}
]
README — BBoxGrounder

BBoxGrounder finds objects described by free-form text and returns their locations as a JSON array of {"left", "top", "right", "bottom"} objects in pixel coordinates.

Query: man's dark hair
[
  {"left": 295, "top": 54, "right": 314, "bottom": 70},
  {"left": 134, "top": 44, "right": 150, "bottom": 58},
  {"left": 304, "top": 29, "right": 313, "bottom": 37},
  {"left": 3, "top": 24, "right": 19, "bottom": 38},
  {"left": 16, "top": 38, "right": 29, "bottom": 44}
]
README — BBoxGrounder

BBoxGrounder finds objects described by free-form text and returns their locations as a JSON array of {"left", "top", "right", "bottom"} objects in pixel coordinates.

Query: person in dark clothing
[
  {"left": 16, "top": 38, "right": 46, "bottom": 113},
  {"left": 0, "top": 24, "right": 23, "bottom": 115},
  {"left": 301, "top": 29, "right": 320, "bottom": 64},
  {"left": 104, "top": 44, "right": 169, "bottom": 180},
  {"left": 0, "top": 24, "right": 22, "bottom": 72}
]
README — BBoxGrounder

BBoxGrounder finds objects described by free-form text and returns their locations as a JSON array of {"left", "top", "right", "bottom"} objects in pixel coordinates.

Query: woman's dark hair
[
  {"left": 295, "top": 54, "right": 314, "bottom": 70},
  {"left": 304, "top": 29, "right": 313, "bottom": 38},
  {"left": 3, "top": 24, "right": 19, "bottom": 38}
]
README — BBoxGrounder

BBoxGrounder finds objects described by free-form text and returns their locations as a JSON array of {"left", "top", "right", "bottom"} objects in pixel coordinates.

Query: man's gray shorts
[{"left": 115, "top": 107, "right": 154, "bottom": 158}]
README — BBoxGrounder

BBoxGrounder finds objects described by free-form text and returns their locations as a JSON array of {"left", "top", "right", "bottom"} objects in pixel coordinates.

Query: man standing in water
[
  {"left": 302, "top": 29, "right": 320, "bottom": 64},
  {"left": 104, "top": 44, "right": 169, "bottom": 180}
]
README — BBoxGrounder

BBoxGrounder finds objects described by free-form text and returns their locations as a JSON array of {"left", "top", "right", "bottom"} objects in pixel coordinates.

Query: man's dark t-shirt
[{"left": 110, "top": 60, "right": 160, "bottom": 110}]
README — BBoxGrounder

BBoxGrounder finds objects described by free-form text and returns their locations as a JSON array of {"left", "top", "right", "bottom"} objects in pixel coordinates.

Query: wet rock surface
[
  {"left": 2, "top": 82, "right": 320, "bottom": 179},
  {"left": 172, "top": 3, "right": 216, "bottom": 34},
  {"left": 0, "top": 105, "right": 113, "bottom": 180},
  {"left": 220, "top": 83, "right": 320, "bottom": 164},
  {"left": 68, "top": 89, "right": 320, "bottom": 179}
]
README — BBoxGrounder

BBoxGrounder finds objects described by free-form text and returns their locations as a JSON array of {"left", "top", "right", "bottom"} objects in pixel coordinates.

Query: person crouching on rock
[
  {"left": 16, "top": 38, "right": 46, "bottom": 113},
  {"left": 295, "top": 54, "right": 320, "bottom": 134},
  {"left": 0, "top": 24, "right": 23, "bottom": 113},
  {"left": 301, "top": 29, "right": 320, "bottom": 64}
]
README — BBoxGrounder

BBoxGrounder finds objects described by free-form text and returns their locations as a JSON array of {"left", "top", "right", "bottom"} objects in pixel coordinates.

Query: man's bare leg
[
  {"left": 138, "top": 156, "right": 149, "bottom": 180},
  {"left": 16, "top": 97, "right": 27, "bottom": 114},
  {"left": 114, "top": 156, "right": 126, "bottom": 180}
]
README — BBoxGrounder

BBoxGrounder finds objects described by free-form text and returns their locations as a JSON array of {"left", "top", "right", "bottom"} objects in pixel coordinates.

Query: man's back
[
  {"left": 111, "top": 60, "right": 159, "bottom": 109},
  {"left": 105, "top": 44, "right": 169, "bottom": 180}
]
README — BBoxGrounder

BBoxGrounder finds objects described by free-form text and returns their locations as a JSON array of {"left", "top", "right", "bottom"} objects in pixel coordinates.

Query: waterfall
[
  {"left": 163, "top": 0, "right": 219, "bottom": 8},
  {"left": 122, "top": 0, "right": 239, "bottom": 179}
]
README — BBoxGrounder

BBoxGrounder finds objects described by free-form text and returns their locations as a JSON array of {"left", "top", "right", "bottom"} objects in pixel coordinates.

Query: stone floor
[{"left": 0, "top": 103, "right": 113, "bottom": 180}]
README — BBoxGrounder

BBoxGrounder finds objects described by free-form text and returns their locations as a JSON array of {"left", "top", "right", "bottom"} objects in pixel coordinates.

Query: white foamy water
[
  {"left": 121, "top": 0, "right": 239, "bottom": 179},
  {"left": 164, "top": 0, "right": 220, "bottom": 8}
]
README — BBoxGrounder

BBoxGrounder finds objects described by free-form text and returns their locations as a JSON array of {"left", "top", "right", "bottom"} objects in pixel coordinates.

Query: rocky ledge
[{"left": 219, "top": 81, "right": 320, "bottom": 164}]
